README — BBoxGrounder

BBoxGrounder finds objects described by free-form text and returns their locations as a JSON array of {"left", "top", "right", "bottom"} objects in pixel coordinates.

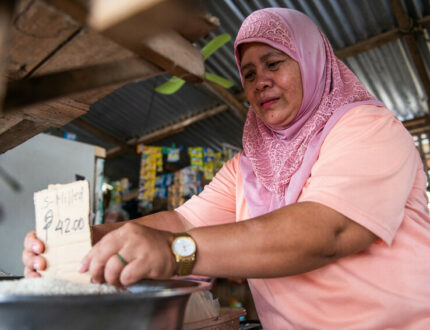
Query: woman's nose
[{"left": 256, "top": 74, "right": 272, "bottom": 90}]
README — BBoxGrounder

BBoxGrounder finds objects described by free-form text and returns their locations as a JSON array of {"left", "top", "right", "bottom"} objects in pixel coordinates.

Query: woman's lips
[{"left": 260, "top": 98, "right": 279, "bottom": 109}]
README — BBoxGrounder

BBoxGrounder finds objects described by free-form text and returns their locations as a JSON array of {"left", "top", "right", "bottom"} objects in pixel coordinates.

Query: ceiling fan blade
[
  {"left": 201, "top": 33, "right": 231, "bottom": 60},
  {"left": 154, "top": 76, "right": 186, "bottom": 95},
  {"left": 205, "top": 72, "right": 234, "bottom": 89}
]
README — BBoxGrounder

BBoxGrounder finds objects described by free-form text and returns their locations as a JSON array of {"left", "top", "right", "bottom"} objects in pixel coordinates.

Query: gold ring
[{"left": 115, "top": 253, "right": 128, "bottom": 266}]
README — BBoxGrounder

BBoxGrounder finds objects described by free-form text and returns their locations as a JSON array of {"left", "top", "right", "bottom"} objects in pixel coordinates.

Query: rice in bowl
[{"left": 0, "top": 277, "right": 125, "bottom": 295}]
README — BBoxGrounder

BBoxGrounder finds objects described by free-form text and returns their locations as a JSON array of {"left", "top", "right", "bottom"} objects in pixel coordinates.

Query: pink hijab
[{"left": 235, "top": 8, "right": 384, "bottom": 217}]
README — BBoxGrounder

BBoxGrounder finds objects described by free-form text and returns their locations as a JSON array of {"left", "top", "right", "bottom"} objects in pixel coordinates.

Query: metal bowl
[{"left": 0, "top": 277, "right": 210, "bottom": 330}]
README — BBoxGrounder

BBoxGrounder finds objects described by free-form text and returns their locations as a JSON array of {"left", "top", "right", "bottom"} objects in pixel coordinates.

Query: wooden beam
[
  {"left": 45, "top": 0, "right": 207, "bottom": 84},
  {"left": 89, "top": 0, "right": 197, "bottom": 36},
  {"left": 177, "top": 12, "right": 220, "bottom": 42},
  {"left": 420, "top": 15, "right": 430, "bottom": 28},
  {"left": 335, "top": 29, "right": 401, "bottom": 59},
  {"left": 45, "top": 0, "right": 220, "bottom": 43},
  {"left": 390, "top": 0, "right": 430, "bottom": 111},
  {"left": 402, "top": 116, "right": 427, "bottom": 128},
  {"left": 138, "top": 31, "right": 205, "bottom": 84},
  {"left": 203, "top": 82, "right": 248, "bottom": 120},
  {"left": 23, "top": 102, "right": 87, "bottom": 128},
  {"left": 401, "top": 115, "right": 430, "bottom": 136},
  {"left": 43, "top": 0, "right": 88, "bottom": 23},
  {"left": 6, "top": 0, "right": 81, "bottom": 80},
  {"left": 4, "top": 57, "right": 163, "bottom": 111},
  {"left": 133, "top": 104, "right": 228, "bottom": 145},
  {"left": 0, "top": 0, "right": 15, "bottom": 115},
  {"left": 106, "top": 104, "right": 229, "bottom": 158},
  {"left": 87, "top": 0, "right": 205, "bottom": 84},
  {"left": 0, "top": 112, "right": 50, "bottom": 154},
  {"left": 73, "top": 117, "right": 134, "bottom": 152},
  {"left": 408, "top": 125, "right": 430, "bottom": 136}
]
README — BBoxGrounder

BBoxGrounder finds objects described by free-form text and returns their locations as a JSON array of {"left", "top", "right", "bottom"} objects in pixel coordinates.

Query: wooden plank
[
  {"left": 106, "top": 127, "right": 185, "bottom": 159},
  {"left": 390, "top": 0, "right": 430, "bottom": 112},
  {"left": 0, "top": 0, "right": 16, "bottom": 115},
  {"left": 73, "top": 117, "right": 133, "bottom": 151},
  {"left": 42, "top": 0, "right": 207, "bottom": 83},
  {"left": 4, "top": 56, "right": 163, "bottom": 111},
  {"left": 0, "top": 117, "right": 50, "bottom": 154},
  {"left": 402, "top": 116, "right": 428, "bottom": 128},
  {"left": 34, "top": 28, "right": 135, "bottom": 75},
  {"left": 132, "top": 104, "right": 229, "bottom": 145},
  {"left": 420, "top": 15, "right": 430, "bottom": 28},
  {"left": 335, "top": 29, "right": 401, "bottom": 59},
  {"left": 334, "top": 14, "right": 430, "bottom": 59},
  {"left": 0, "top": 94, "right": 89, "bottom": 153},
  {"left": 6, "top": 0, "right": 80, "bottom": 80},
  {"left": 177, "top": 12, "right": 220, "bottom": 42},
  {"left": 203, "top": 82, "right": 248, "bottom": 120},
  {"left": 138, "top": 31, "right": 205, "bottom": 84},
  {"left": 0, "top": 109, "right": 23, "bottom": 135},
  {"left": 89, "top": 0, "right": 196, "bottom": 36},
  {"left": 43, "top": 0, "right": 88, "bottom": 24},
  {"left": 23, "top": 102, "right": 87, "bottom": 128},
  {"left": 46, "top": 0, "right": 220, "bottom": 43},
  {"left": 106, "top": 104, "right": 229, "bottom": 158},
  {"left": 87, "top": 0, "right": 205, "bottom": 84}
]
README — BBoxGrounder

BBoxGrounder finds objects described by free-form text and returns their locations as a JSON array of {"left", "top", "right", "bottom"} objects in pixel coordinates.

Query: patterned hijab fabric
[{"left": 235, "top": 8, "right": 384, "bottom": 217}]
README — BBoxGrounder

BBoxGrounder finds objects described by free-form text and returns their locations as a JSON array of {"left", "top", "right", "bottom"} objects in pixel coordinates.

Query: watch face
[{"left": 173, "top": 237, "right": 196, "bottom": 257}]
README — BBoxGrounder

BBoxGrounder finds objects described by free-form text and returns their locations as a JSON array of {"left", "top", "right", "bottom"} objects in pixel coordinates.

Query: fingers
[
  {"left": 24, "top": 267, "right": 41, "bottom": 278},
  {"left": 23, "top": 231, "right": 44, "bottom": 254},
  {"left": 22, "top": 250, "right": 46, "bottom": 271},
  {"left": 104, "top": 253, "right": 127, "bottom": 286},
  {"left": 79, "top": 230, "right": 123, "bottom": 283},
  {"left": 22, "top": 231, "right": 46, "bottom": 278},
  {"left": 119, "top": 258, "right": 164, "bottom": 286},
  {"left": 79, "top": 223, "right": 176, "bottom": 286}
]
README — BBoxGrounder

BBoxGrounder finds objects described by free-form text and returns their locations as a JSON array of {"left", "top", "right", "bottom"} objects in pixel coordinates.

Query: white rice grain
[{"left": 0, "top": 278, "right": 125, "bottom": 295}]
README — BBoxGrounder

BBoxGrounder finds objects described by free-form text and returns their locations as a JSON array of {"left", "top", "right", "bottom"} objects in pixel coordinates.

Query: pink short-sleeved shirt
[{"left": 176, "top": 105, "right": 430, "bottom": 329}]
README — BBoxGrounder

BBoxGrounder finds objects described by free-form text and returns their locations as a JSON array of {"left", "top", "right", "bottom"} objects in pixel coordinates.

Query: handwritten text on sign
[{"left": 34, "top": 181, "right": 92, "bottom": 283}]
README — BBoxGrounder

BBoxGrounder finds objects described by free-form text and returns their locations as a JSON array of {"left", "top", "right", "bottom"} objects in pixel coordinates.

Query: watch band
[{"left": 175, "top": 256, "right": 195, "bottom": 276}]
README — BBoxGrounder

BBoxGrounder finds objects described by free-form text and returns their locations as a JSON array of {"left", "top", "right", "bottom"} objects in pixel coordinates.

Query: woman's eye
[
  {"left": 244, "top": 72, "right": 255, "bottom": 80},
  {"left": 268, "top": 61, "right": 282, "bottom": 69}
]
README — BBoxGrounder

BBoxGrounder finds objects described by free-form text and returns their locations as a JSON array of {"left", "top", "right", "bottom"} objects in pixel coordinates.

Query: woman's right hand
[{"left": 22, "top": 231, "right": 46, "bottom": 278}]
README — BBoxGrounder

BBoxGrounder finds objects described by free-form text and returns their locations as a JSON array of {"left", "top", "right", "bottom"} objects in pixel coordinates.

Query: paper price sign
[{"left": 34, "top": 180, "right": 92, "bottom": 283}]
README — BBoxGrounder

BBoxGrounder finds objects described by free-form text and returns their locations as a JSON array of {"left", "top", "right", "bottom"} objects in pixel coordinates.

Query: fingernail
[
  {"left": 77, "top": 264, "right": 85, "bottom": 272},
  {"left": 32, "top": 244, "right": 39, "bottom": 253},
  {"left": 34, "top": 262, "right": 39, "bottom": 270}
]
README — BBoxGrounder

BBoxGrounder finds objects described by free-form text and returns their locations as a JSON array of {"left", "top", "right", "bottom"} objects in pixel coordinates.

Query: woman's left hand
[{"left": 78, "top": 222, "right": 176, "bottom": 286}]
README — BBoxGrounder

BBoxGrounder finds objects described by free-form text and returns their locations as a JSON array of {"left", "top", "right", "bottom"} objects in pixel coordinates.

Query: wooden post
[
  {"left": 390, "top": 0, "right": 430, "bottom": 113},
  {"left": 0, "top": 0, "right": 16, "bottom": 115}
]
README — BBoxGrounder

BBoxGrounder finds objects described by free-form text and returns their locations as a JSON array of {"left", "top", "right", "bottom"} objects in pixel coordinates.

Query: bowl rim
[{"left": 0, "top": 277, "right": 211, "bottom": 303}]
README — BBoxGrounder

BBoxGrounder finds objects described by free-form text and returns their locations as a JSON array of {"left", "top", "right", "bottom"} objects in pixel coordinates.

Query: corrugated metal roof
[
  {"left": 48, "top": 0, "right": 430, "bottom": 183},
  {"left": 202, "top": 0, "right": 430, "bottom": 120}
]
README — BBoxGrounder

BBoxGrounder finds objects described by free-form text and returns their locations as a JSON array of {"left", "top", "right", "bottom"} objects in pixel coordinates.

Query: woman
[{"left": 23, "top": 8, "right": 430, "bottom": 329}]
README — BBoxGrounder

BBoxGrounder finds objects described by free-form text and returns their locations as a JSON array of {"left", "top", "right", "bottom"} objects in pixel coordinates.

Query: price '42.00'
[{"left": 55, "top": 217, "right": 85, "bottom": 234}]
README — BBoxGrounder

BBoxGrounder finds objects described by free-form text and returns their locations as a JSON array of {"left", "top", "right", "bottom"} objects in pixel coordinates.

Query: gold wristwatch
[{"left": 171, "top": 232, "right": 196, "bottom": 276}]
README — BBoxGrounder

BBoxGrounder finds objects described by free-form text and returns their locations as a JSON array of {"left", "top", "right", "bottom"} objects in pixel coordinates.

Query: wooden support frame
[
  {"left": 62, "top": 0, "right": 208, "bottom": 84},
  {"left": 0, "top": 0, "right": 16, "bottom": 115},
  {"left": 390, "top": 0, "right": 430, "bottom": 112},
  {"left": 106, "top": 104, "right": 229, "bottom": 158},
  {"left": 4, "top": 57, "right": 163, "bottom": 112},
  {"left": 203, "top": 82, "right": 248, "bottom": 120}
]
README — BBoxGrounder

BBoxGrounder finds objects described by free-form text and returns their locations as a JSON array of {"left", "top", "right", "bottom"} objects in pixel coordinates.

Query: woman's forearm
[
  {"left": 189, "top": 201, "right": 376, "bottom": 278},
  {"left": 91, "top": 210, "right": 192, "bottom": 244}
]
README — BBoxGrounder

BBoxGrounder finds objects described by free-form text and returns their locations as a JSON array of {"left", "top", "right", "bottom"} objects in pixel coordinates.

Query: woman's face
[{"left": 240, "top": 42, "right": 303, "bottom": 127}]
